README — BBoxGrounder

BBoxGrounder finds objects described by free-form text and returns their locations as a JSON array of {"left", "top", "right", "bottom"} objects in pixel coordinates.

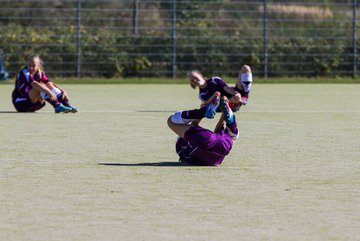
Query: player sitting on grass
[
  {"left": 12, "top": 55, "right": 77, "bottom": 113},
  {"left": 167, "top": 92, "right": 239, "bottom": 166},
  {"left": 188, "top": 64, "right": 252, "bottom": 112}
]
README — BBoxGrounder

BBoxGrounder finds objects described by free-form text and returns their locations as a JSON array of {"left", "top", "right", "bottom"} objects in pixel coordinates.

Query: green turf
[{"left": 0, "top": 84, "right": 359, "bottom": 241}]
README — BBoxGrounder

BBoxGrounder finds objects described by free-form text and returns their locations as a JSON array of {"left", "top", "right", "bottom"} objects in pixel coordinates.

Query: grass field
[{"left": 0, "top": 84, "right": 359, "bottom": 241}]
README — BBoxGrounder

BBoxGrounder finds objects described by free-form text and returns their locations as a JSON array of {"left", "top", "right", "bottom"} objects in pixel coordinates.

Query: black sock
[{"left": 181, "top": 106, "right": 206, "bottom": 120}]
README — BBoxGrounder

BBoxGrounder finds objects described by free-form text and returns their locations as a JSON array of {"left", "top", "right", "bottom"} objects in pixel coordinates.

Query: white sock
[
  {"left": 51, "top": 87, "right": 62, "bottom": 96},
  {"left": 171, "top": 111, "right": 193, "bottom": 124},
  {"left": 40, "top": 87, "right": 62, "bottom": 100},
  {"left": 241, "top": 73, "right": 252, "bottom": 83},
  {"left": 241, "top": 73, "right": 252, "bottom": 93}
]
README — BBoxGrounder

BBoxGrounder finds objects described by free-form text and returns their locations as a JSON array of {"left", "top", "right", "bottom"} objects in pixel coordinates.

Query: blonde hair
[{"left": 28, "top": 54, "right": 44, "bottom": 78}]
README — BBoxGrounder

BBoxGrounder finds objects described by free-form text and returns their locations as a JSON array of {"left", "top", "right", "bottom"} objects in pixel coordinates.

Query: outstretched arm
[
  {"left": 200, "top": 91, "right": 221, "bottom": 108},
  {"left": 220, "top": 86, "right": 242, "bottom": 105},
  {"left": 223, "top": 85, "right": 238, "bottom": 96}
]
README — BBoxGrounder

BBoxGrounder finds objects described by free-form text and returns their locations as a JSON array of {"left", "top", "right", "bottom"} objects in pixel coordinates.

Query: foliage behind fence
[{"left": 0, "top": 0, "right": 358, "bottom": 78}]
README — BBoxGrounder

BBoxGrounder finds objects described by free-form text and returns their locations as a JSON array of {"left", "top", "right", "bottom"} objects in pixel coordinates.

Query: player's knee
[
  {"left": 168, "top": 115, "right": 181, "bottom": 135},
  {"left": 241, "top": 65, "right": 251, "bottom": 74},
  {"left": 167, "top": 116, "right": 174, "bottom": 128}
]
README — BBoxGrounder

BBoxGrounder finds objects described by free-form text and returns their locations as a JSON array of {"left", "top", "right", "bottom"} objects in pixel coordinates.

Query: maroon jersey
[
  {"left": 11, "top": 67, "right": 49, "bottom": 112},
  {"left": 12, "top": 67, "right": 49, "bottom": 100}
]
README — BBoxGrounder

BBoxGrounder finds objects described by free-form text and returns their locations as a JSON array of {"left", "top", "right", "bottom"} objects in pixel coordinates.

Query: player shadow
[
  {"left": 98, "top": 161, "right": 190, "bottom": 167},
  {"left": 0, "top": 111, "right": 18, "bottom": 113},
  {"left": 0, "top": 111, "right": 54, "bottom": 114}
]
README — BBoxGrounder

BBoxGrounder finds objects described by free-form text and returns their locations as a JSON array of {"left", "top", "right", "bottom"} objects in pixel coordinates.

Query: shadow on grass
[
  {"left": 0, "top": 111, "right": 18, "bottom": 113},
  {"left": 0, "top": 111, "right": 51, "bottom": 114},
  {"left": 98, "top": 161, "right": 189, "bottom": 167}
]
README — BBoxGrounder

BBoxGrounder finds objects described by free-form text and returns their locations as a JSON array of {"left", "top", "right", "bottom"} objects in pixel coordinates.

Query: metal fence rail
[{"left": 0, "top": 0, "right": 358, "bottom": 78}]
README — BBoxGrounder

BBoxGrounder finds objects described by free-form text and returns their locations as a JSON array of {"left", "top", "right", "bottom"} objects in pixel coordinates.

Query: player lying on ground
[
  {"left": 12, "top": 55, "right": 77, "bottom": 113},
  {"left": 188, "top": 65, "right": 253, "bottom": 112},
  {"left": 167, "top": 92, "right": 239, "bottom": 166}
]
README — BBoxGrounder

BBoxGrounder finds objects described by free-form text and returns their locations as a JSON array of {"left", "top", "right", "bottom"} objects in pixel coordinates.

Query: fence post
[
  {"left": 172, "top": 0, "right": 177, "bottom": 79},
  {"left": 133, "top": 0, "right": 139, "bottom": 35},
  {"left": 76, "top": 0, "right": 81, "bottom": 78},
  {"left": 263, "top": 0, "right": 268, "bottom": 78},
  {"left": 353, "top": 0, "right": 357, "bottom": 77}
]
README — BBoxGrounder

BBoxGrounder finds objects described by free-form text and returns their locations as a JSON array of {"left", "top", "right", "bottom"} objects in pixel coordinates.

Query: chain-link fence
[{"left": 0, "top": 0, "right": 358, "bottom": 78}]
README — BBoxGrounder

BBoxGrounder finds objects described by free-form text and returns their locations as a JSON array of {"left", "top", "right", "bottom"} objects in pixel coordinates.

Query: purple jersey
[
  {"left": 176, "top": 126, "right": 234, "bottom": 166},
  {"left": 199, "top": 77, "right": 233, "bottom": 102}
]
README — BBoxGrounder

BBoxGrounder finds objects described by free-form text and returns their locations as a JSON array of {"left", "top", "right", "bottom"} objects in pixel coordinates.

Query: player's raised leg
[
  {"left": 220, "top": 96, "right": 239, "bottom": 140},
  {"left": 170, "top": 93, "right": 220, "bottom": 125},
  {"left": 236, "top": 65, "right": 252, "bottom": 105},
  {"left": 168, "top": 94, "right": 221, "bottom": 138}
]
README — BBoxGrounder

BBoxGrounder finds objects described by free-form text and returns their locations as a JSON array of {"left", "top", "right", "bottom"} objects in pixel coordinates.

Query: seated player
[
  {"left": 12, "top": 55, "right": 78, "bottom": 113},
  {"left": 0, "top": 50, "right": 9, "bottom": 81},
  {"left": 188, "top": 65, "right": 253, "bottom": 112},
  {"left": 167, "top": 92, "right": 239, "bottom": 166}
]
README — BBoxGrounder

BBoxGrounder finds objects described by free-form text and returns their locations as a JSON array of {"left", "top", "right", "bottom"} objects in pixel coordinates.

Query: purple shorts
[{"left": 12, "top": 97, "right": 45, "bottom": 112}]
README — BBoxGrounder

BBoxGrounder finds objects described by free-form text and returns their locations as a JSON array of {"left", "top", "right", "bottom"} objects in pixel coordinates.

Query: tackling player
[{"left": 188, "top": 65, "right": 253, "bottom": 112}]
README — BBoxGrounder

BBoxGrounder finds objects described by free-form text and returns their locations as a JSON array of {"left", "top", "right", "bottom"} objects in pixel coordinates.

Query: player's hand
[
  {"left": 241, "top": 97, "right": 248, "bottom": 105},
  {"left": 234, "top": 92, "right": 241, "bottom": 102},
  {"left": 48, "top": 92, "right": 57, "bottom": 101},
  {"left": 61, "top": 90, "right": 70, "bottom": 101}
]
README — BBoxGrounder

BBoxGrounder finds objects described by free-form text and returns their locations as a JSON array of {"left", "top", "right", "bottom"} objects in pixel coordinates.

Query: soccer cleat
[
  {"left": 65, "top": 104, "right": 78, "bottom": 113},
  {"left": 55, "top": 103, "right": 71, "bottom": 113},
  {"left": 220, "top": 97, "right": 234, "bottom": 125},
  {"left": 204, "top": 95, "right": 220, "bottom": 119}
]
